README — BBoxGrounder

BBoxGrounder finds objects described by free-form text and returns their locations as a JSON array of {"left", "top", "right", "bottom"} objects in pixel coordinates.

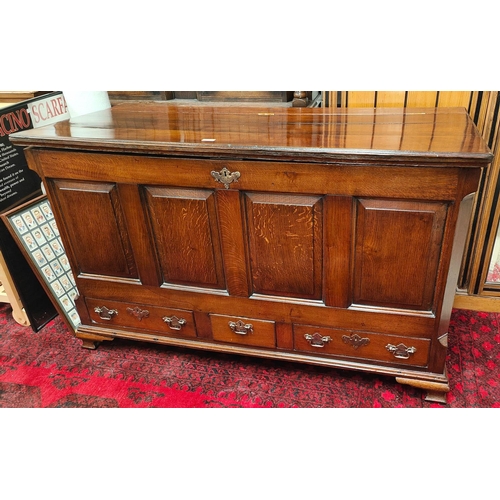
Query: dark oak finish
[{"left": 9, "top": 104, "right": 493, "bottom": 401}]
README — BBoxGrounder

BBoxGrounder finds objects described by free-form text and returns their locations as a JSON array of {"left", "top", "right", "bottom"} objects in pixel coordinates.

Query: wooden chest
[{"left": 10, "top": 103, "right": 493, "bottom": 402}]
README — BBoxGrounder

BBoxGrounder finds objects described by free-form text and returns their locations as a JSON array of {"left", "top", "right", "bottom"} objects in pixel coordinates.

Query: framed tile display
[{"left": 2, "top": 194, "right": 81, "bottom": 332}]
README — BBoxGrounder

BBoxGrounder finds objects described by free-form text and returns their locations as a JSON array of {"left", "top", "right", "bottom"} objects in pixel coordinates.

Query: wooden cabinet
[{"left": 10, "top": 103, "right": 492, "bottom": 402}]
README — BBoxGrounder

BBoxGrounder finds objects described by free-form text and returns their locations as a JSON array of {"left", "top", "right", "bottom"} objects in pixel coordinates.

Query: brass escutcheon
[
  {"left": 342, "top": 333, "right": 370, "bottom": 350},
  {"left": 126, "top": 306, "right": 150, "bottom": 321},
  {"left": 211, "top": 167, "right": 241, "bottom": 189}
]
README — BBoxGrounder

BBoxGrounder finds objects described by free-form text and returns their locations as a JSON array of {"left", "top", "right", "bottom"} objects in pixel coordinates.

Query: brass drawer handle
[
  {"left": 94, "top": 306, "right": 118, "bottom": 321},
  {"left": 126, "top": 306, "right": 150, "bottom": 321},
  {"left": 162, "top": 315, "right": 187, "bottom": 331},
  {"left": 304, "top": 332, "right": 332, "bottom": 348},
  {"left": 229, "top": 320, "right": 253, "bottom": 335},
  {"left": 211, "top": 167, "right": 240, "bottom": 189},
  {"left": 386, "top": 343, "right": 417, "bottom": 359}
]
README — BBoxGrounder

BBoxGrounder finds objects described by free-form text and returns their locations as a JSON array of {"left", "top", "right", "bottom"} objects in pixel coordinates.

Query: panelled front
[{"left": 43, "top": 153, "right": 457, "bottom": 345}]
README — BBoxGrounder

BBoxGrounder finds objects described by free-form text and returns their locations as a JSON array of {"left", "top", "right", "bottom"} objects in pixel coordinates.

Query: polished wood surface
[
  {"left": 10, "top": 103, "right": 492, "bottom": 163},
  {"left": 9, "top": 104, "right": 493, "bottom": 402}
]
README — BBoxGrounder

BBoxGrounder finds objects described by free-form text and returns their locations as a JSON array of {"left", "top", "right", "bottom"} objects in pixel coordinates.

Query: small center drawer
[
  {"left": 86, "top": 297, "right": 197, "bottom": 338},
  {"left": 293, "top": 324, "right": 430, "bottom": 367},
  {"left": 210, "top": 314, "right": 276, "bottom": 348}
]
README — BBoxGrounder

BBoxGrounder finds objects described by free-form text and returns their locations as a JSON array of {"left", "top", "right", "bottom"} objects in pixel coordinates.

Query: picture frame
[{"left": 2, "top": 194, "right": 81, "bottom": 333}]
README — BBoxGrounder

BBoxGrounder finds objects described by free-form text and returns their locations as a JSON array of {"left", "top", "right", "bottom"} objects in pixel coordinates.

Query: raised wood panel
[
  {"left": 143, "top": 186, "right": 225, "bottom": 290},
  {"left": 244, "top": 193, "right": 323, "bottom": 300},
  {"left": 353, "top": 199, "right": 448, "bottom": 311},
  {"left": 50, "top": 180, "right": 138, "bottom": 280}
]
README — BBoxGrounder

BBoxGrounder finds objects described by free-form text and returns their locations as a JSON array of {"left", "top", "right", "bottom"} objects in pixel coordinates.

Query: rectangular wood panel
[
  {"left": 245, "top": 193, "right": 323, "bottom": 299},
  {"left": 353, "top": 199, "right": 448, "bottom": 311},
  {"left": 50, "top": 180, "right": 138, "bottom": 280},
  {"left": 144, "top": 186, "right": 225, "bottom": 289}
]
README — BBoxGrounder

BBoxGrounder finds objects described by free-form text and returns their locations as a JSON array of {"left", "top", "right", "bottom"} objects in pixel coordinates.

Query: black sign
[{"left": 0, "top": 91, "right": 68, "bottom": 212}]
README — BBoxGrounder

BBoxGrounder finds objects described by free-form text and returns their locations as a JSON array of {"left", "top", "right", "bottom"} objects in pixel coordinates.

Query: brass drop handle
[
  {"left": 94, "top": 306, "right": 118, "bottom": 321},
  {"left": 229, "top": 320, "right": 253, "bottom": 335},
  {"left": 386, "top": 343, "right": 417, "bottom": 359},
  {"left": 304, "top": 332, "right": 332, "bottom": 348},
  {"left": 211, "top": 167, "right": 240, "bottom": 189},
  {"left": 162, "top": 315, "right": 187, "bottom": 331}
]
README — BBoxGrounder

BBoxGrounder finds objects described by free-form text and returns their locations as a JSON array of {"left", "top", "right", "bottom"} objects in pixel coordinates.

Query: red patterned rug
[{"left": 0, "top": 303, "right": 499, "bottom": 407}]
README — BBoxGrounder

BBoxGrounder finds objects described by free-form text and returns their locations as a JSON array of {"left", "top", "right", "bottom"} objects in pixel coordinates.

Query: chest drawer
[
  {"left": 86, "top": 298, "right": 197, "bottom": 338},
  {"left": 293, "top": 324, "right": 430, "bottom": 367},
  {"left": 210, "top": 314, "right": 276, "bottom": 348}
]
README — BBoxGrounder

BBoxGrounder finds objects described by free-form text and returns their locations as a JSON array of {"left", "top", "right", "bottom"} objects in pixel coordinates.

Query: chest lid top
[{"left": 9, "top": 102, "right": 493, "bottom": 165}]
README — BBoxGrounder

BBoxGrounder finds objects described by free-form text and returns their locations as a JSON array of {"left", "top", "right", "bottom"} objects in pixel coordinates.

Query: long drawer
[
  {"left": 293, "top": 324, "right": 431, "bottom": 367},
  {"left": 86, "top": 297, "right": 197, "bottom": 338}
]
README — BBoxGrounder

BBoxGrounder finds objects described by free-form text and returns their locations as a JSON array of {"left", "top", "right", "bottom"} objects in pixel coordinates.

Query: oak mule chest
[{"left": 10, "top": 103, "right": 493, "bottom": 402}]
